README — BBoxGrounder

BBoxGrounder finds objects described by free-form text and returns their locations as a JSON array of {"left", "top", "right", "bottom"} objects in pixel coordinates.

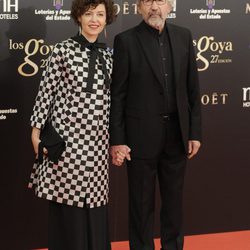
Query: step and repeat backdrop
[{"left": 0, "top": 0, "right": 250, "bottom": 249}]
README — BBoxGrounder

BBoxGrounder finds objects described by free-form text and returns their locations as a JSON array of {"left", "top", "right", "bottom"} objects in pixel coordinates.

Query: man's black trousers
[{"left": 127, "top": 117, "right": 187, "bottom": 250}]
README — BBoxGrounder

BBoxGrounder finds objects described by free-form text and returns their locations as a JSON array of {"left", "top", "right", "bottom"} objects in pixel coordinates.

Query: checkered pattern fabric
[{"left": 29, "top": 38, "right": 112, "bottom": 208}]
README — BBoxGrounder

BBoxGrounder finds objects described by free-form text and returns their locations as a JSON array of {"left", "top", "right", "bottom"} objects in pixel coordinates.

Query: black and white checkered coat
[{"left": 28, "top": 38, "right": 112, "bottom": 208}]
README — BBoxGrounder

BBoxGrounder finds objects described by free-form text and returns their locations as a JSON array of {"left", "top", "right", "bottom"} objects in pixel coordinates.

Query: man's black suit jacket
[{"left": 110, "top": 21, "right": 202, "bottom": 159}]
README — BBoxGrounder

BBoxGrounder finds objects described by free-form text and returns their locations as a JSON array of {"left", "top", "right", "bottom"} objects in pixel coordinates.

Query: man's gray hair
[
  {"left": 137, "top": 0, "right": 176, "bottom": 10},
  {"left": 167, "top": 0, "right": 175, "bottom": 8}
]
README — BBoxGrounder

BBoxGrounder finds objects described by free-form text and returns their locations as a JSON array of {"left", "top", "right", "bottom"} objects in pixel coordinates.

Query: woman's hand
[
  {"left": 31, "top": 127, "right": 48, "bottom": 157},
  {"left": 110, "top": 145, "right": 131, "bottom": 166},
  {"left": 31, "top": 127, "right": 41, "bottom": 155}
]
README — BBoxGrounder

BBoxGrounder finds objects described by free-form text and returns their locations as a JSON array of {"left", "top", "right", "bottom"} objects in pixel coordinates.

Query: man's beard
[{"left": 147, "top": 13, "right": 164, "bottom": 30}]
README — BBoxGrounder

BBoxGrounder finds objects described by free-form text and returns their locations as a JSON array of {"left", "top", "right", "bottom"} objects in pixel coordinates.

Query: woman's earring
[
  {"left": 79, "top": 25, "right": 82, "bottom": 35},
  {"left": 104, "top": 26, "right": 107, "bottom": 39}
]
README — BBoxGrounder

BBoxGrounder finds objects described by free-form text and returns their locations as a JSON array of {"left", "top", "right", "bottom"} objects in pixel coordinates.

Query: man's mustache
[{"left": 148, "top": 12, "right": 162, "bottom": 18}]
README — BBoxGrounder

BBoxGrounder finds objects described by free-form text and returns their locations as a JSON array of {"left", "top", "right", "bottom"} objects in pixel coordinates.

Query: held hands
[
  {"left": 110, "top": 145, "right": 131, "bottom": 166},
  {"left": 31, "top": 127, "right": 48, "bottom": 157},
  {"left": 110, "top": 141, "right": 200, "bottom": 164},
  {"left": 188, "top": 140, "right": 201, "bottom": 159}
]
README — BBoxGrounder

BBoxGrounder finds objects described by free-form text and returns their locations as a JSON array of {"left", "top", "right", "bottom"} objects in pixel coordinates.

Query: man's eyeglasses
[{"left": 141, "top": 0, "right": 167, "bottom": 6}]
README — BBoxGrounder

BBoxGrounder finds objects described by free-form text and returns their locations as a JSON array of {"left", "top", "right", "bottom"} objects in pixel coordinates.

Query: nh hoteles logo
[
  {"left": 243, "top": 87, "right": 250, "bottom": 107},
  {"left": 1, "top": 0, "right": 18, "bottom": 12},
  {"left": 0, "top": 0, "right": 19, "bottom": 19}
]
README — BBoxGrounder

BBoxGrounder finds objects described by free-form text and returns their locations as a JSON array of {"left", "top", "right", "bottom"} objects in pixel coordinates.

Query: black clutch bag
[{"left": 38, "top": 122, "right": 65, "bottom": 164}]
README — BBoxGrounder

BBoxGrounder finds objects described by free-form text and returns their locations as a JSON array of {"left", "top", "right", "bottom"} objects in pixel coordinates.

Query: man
[{"left": 110, "top": 0, "right": 202, "bottom": 249}]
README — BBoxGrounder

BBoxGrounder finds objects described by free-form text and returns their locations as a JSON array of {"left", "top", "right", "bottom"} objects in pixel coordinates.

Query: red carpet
[
  {"left": 112, "top": 231, "right": 250, "bottom": 250},
  {"left": 35, "top": 230, "right": 250, "bottom": 250}
]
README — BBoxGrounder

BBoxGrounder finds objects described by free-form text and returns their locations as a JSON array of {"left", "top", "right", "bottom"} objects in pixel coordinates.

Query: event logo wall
[
  {"left": 114, "top": 0, "right": 176, "bottom": 18},
  {"left": 193, "top": 36, "right": 233, "bottom": 72},
  {"left": 243, "top": 88, "right": 250, "bottom": 107},
  {"left": 247, "top": 3, "right": 250, "bottom": 14},
  {"left": 243, "top": 4, "right": 249, "bottom": 107},
  {"left": 10, "top": 35, "right": 233, "bottom": 77},
  {"left": 201, "top": 92, "right": 228, "bottom": 106},
  {"left": 168, "top": 0, "right": 176, "bottom": 19},
  {"left": 34, "top": 0, "right": 70, "bottom": 21},
  {"left": 8, "top": 39, "right": 53, "bottom": 77},
  {"left": 0, "top": 0, "right": 18, "bottom": 19},
  {"left": 114, "top": 2, "right": 138, "bottom": 15},
  {"left": 190, "top": 0, "right": 231, "bottom": 20},
  {"left": 0, "top": 109, "right": 18, "bottom": 120},
  {"left": 54, "top": 0, "right": 63, "bottom": 10}
]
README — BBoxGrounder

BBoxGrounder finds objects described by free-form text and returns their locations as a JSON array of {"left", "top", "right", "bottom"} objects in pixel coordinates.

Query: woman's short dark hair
[{"left": 71, "top": 0, "right": 117, "bottom": 25}]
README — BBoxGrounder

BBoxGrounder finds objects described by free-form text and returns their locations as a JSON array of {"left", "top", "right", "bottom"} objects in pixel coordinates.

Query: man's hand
[
  {"left": 110, "top": 145, "right": 131, "bottom": 166},
  {"left": 188, "top": 140, "right": 201, "bottom": 159}
]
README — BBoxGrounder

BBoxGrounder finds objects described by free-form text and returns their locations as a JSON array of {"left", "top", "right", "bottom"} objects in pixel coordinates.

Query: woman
[{"left": 28, "top": 0, "right": 116, "bottom": 249}]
